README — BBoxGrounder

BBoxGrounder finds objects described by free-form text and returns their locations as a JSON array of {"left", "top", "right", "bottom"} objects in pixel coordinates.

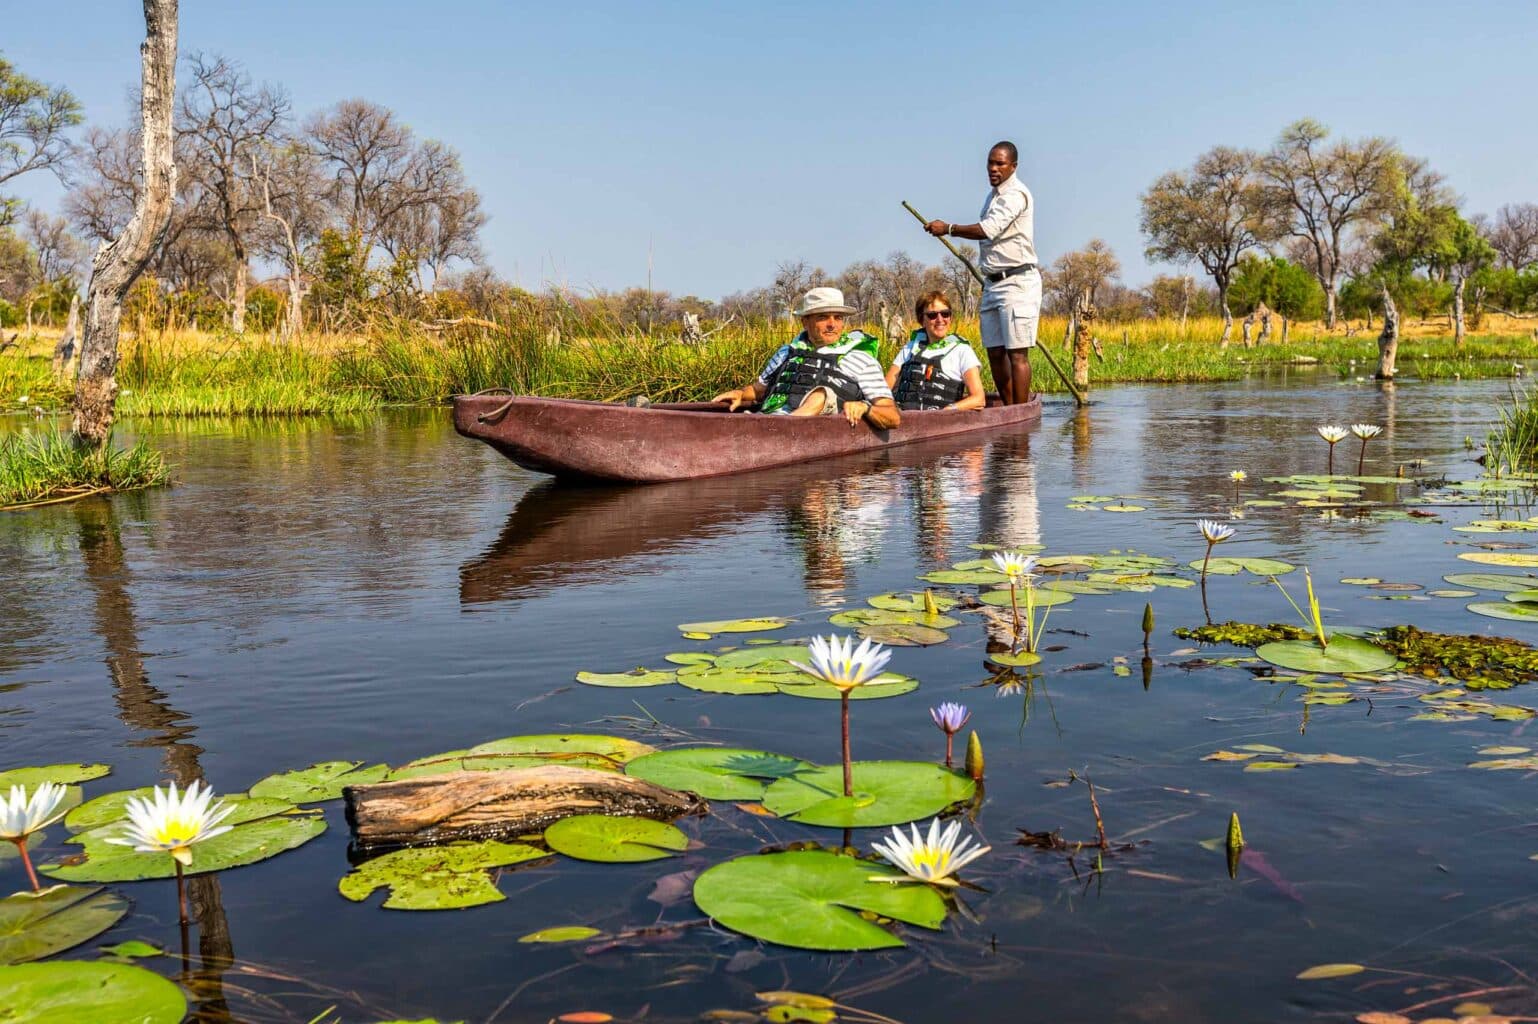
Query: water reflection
[
  {"left": 461, "top": 431, "right": 1039, "bottom": 608},
  {"left": 73, "top": 498, "right": 236, "bottom": 1022}
]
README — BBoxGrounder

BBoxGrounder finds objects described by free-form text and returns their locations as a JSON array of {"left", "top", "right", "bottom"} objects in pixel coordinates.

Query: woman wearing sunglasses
[{"left": 885, "top": 290, "right": 987, "bottom": 412}]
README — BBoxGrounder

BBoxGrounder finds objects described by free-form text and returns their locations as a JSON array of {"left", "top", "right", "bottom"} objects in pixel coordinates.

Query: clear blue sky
[{"left": 6, "top": 1, "right": 1536, "bottom": 299}]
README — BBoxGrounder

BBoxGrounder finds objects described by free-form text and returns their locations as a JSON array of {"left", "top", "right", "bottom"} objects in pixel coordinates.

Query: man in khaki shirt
[{"left": 924, "top": 141, "right": 1039, "bottom": 405}]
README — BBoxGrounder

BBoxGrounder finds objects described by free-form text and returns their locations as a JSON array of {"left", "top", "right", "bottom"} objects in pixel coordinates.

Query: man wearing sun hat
[{"left": 713, "top": 287, "right": 901, "bottom": 429}]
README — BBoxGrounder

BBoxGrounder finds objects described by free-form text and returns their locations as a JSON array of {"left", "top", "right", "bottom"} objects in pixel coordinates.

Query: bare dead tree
[
  {"left": 72, "top": 0, "right": 180, "bottom": 450},
  {"left": 177, "top": 54, "right": 289, "bottom": 332},
  {"left": 251, "top": 143, "right": 327, "bottom": 339},
  {"left": 1485, "top": 202, "right": 1538, "bottom": 270}
]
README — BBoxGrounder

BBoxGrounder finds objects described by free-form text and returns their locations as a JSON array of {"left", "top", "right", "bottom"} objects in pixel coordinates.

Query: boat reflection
[{"left": 460, "top": 431, "right": 1039, "bottom": 607}]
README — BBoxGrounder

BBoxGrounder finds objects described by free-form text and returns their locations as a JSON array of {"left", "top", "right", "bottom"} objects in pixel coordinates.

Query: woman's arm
[{"left": 950, "top": 367, "right": 987, "bottom": 411}]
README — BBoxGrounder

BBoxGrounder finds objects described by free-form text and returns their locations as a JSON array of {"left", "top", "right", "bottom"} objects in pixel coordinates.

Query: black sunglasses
[{"left": 923, "top": 309, "right": 954, "bottom": 320}]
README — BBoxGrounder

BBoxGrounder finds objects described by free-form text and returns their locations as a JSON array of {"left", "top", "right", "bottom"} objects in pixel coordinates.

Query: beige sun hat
[{"left": 793, "top": 287, "right": 858, "bottom": 317}]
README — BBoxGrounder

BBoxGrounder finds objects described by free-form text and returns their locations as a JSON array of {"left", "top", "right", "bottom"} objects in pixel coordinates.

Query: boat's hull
[{"left": 452, "top": 394, "right": 1042, "bottom": 483}]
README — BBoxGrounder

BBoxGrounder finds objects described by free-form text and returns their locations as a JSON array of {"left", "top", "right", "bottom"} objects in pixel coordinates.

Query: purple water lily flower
[{"left": 929, "top": 702, "right": 971, "bottom": 766}]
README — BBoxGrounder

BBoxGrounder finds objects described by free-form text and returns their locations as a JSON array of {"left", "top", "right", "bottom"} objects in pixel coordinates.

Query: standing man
[{"left": 923, "top": 141, "right": 1038, "bottom": 405}]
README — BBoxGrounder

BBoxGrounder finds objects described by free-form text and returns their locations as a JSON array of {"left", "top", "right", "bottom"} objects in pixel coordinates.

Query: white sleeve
[
  {"left": 890, "top": 340, "right": 918, "bottom": 369},
  {"left": 978, "top": 189, "right": 1026, "bottom": 240},
  {"left": 847, "top": 353, "right": 893, "bottom": 402},
  {"left": 955, "top": 343, "right": 983, "bottom": 376}
]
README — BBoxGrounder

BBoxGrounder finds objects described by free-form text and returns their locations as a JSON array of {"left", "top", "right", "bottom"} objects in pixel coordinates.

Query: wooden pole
[{"left": 901, "top": 201, "right": 1087, "bottom": 406}]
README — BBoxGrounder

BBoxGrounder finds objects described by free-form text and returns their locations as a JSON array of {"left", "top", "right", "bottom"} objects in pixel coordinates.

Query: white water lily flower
[
  {"left": 869, "top": 817, "right": 991, "bottom": 887},
  {"left": 1350, "top": 424, "right": 1382, "bottom": 440},
  {"left": 789, "top": 634, "right": 892, "bottom": 693},
  {"left": 990, "top": 551, "right": 1037, "bottom": 581},
  {"left": 0, "top": 783, "right": 70, "bottom": 840},
  {"left": 1229, "top": 470, "right": 1247, "bottom": 482},
  {"left": 1317, "top": 425, "right": 1349, "bottom": 444},
  {"left": 107, "top": 781, "right": 235, "bottom": 866},
  {"left": 1198, "top": 519, "right": 1235, "bottom": 544}
]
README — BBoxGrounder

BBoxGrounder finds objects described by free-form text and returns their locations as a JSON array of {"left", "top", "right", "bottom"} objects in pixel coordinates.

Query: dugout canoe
[{"left": 451, "top": 392, "right": 1042, "bottom": 483}]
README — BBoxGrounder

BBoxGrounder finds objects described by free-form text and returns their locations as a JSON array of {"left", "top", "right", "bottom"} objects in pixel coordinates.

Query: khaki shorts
[{"left": 981, "top": 271, "right": 1042, "bottom": 351}]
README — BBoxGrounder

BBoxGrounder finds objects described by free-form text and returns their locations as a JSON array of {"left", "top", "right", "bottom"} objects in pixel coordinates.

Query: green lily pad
[
  {"left": 625, "top": 748, "right": 811, "bottom": 800},
  {"left": 543, "top": 815, "right": 688, "bottom": 863},
  {"left": 248, "top": 761, "right": 389, "bottom": 803},
  {"left": 1041, "top": 579, "right": 1125, "bottom": 595},
  {"left": 692, "top": 849, "right": 946, "bottom": 951},
  {"left": 1428, "top": 589, "right": 1479, "bottom": 598},
  {"left": 1102, "top": 504, "right": 1147, "bottom": 512},
  {"left": 1505, "top": 590, "right": 1538, "bottom": 604},
  {"left": 1089, "top": 572, "right": 1193, "bottom": 589},
  {"left": 917, "top": 569, "right": 1007, "bottom": 585},
  {"left": 978, "top": 588, "right": 1075, "bottom": 608},
  {"left": 856, "top": 623, "right": 950, "bottom": 646},
  {"left": 575, "top": 669, "right": 678, "bottom": 688},
  {"left": 760, "top": 762, "right": 975, "bottom": 828},
  {"left": 338, "top": 841, "right": 550, "bottom": 910},
  {"left": 678, "top": 669, "right": 786, "bottom": 695},
  {"left": 0, "top": 765, "right": 110, "bottom": 790},
  {"left": 867, "top": 592, "right": 958, "bottom": 613},
  {"left": 677, "top": 618, "right": 790, "bottom": 637},
  {"left": 519, "top": 926, "right": 601, "bottom": 943},
  {"left": 1189, "top": 557, "right": 1297, "bottom": 576},
  {"left": 774, "top": 673, "right": 919, "bottom": 701},
  {"left": 0, "top": 961, "right": 186, "bottom": 1023},
  {"left": 393, "top": 734, "right": 656, "bottom": 779},
  {"left": 1243, "top": 500, "right": 1288, "bottom": 508},
  {"left": 829, "top": 609, "right": 959, "bottom": 629},
  {"left": 1254, "top": 635, "right": 1398, "bottom": 674},
  {"left": 1468, "top": 601, "right": 1538, "bottom": 623},
  {"left": 41, "top": 806, "right": 324, "bottom": 883},
  {"left": 988, "top": 651, "right": 1042, "bottom": 667},
  {"left": 714, "top": 646, "right": 816, "bottom": 670},
  {"left": 0, "top": 886, "right": 129, "bottom": 966},
  {"left": 63, "top": 790, "right": 292, "bottom": 835},
  {"left": 98, "top": 940, "right": 162, "bottom": 959},
  {"left": 663, "top": 652, "right": 717, "bottom": 666},
  {"left": 1459, "top": 552, "right": 1538, "bottom": 567},
  {"left": 1340, "top": 577, "right": 1382, "bottom": 585},
  {"left": 1443, "top": 572, "right": 1538, "bottom": 592}
]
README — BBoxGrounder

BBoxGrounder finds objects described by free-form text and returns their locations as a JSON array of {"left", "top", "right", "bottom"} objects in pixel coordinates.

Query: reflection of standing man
[{"left": 924, "top": 141, "right": 1039, "bottom": 405}]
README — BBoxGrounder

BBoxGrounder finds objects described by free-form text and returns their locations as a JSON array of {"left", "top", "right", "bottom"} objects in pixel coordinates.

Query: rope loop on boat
[{"left": 471, "top": 388, "right": 519, "bottom": 423}]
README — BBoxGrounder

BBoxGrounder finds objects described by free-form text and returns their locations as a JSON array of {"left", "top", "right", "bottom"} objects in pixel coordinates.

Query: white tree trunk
[
  {"left": 1376, "top": 285, "right": 1399, "bottom": 380},
  {"left": 231, "top": 257, "right": 247, "bottom": 334},
  {"left": 1452, "top": 271, "right": 1466, "bottom": 347},
  {"left": 1325, "top": 275, "right": 1339, "bottom": 330},
  {"left": 71, "top": 0, "right": 179, "bottom": 449},
  {"left": 53, "top": 293, "right": 80, "bottom": 377},
  {"left": 1218, "top": 288, "right": 1233, "bottom": 347}
]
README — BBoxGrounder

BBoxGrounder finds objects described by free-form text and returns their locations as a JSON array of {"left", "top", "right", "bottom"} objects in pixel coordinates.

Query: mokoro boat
[{"left": 451, "top": 392, "right": 1042, "bottom": 483}]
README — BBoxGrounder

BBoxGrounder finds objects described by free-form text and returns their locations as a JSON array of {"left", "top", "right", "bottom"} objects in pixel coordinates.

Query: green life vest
[
  {"left": 761, "top": 331, "right": 879, "bottom": 413},
  {"left": 894, "top": 331, "right": 969, "bottom": 410}
]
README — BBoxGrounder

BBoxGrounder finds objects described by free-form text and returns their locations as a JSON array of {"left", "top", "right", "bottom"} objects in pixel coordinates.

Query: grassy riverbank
[
  {"left": 0, "top": 428, "right": 169, "bottom": 509},
  {"left": 2, "top": 314, "right": 1535, "bottom": 417}
]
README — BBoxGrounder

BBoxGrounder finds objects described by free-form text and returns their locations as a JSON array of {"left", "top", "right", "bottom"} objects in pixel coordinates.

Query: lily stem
[
  {"left": 1200, "top": 543, "right": 1214, "bottom": 625},
  {"left": 840, "top": 691, "right": 853, "bottom": 798},
  {"left": 175, "top": 861, "right": 188, "bottom": 926},
  {"left": 1008, "top": 581, "right": 1021, "bottom": 651},
  {"left": 1327, "top": 444, "right": 1335, "bottom": 476},
  {"left": 1357, "top": 439, "right": 1368, "bottom": 476},
  {"left": 944, "top": 732, "right": 954, "bottom": 768},
  {"left": 11, "top": 838, "right": 41, "bottom": 892}
]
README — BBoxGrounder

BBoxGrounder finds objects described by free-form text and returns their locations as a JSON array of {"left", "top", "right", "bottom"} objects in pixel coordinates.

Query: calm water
[{"left": 4, "top": 378, "right": 1538, "bottom": 1023}]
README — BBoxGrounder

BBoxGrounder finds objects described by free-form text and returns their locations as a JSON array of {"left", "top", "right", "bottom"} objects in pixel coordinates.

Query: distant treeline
[{"left": 2, "top": 49, "right": 1536, "bottom": 339}]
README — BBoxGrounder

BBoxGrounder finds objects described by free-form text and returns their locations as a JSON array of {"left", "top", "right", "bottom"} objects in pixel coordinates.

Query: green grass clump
[{"left": 0, "top": 428, "right": 170, "bottom": 509}]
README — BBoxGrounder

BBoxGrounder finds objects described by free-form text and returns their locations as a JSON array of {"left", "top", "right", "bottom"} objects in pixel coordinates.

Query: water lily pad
[
  {"left": 1101, "top": 504, "right": 1147, "bottom": 512},
  {"left": 0, "top": 765, "right": 110, "bottom": 789},
  {"left": 713, "top": 646, "right": 814, "bottom": 670},
  {"left": 63, "top": 790, "right": 291, "bottom": 835},
  {"left": 761, "top": 762, "right": 976, "bottom": 827},
  {"left": 1041, "top": 579, "right": 1125, "bottom": 595},
  {"left": 1296, "top": 962, "right": 1366, "bottom": 980},
  {"left": 42, "top": 805, "right": 325, "bottom": 883},
  {"left": 774, "top": 674, "right": 919, "bottom": 701},
  {"left": 248, "top": 761, "right": 389, "bottom": 803},
  {"left": 867, "top": 592, "right": 958, "bottom": 613},
  {"left": 1254, "top": 635, "right": 1398, "bottom": 674},
  {"left": 0, "top": 961, "right": 186, "bottom": 1023},
  {"left": 394, "top": 735, "right": 656, "bottom": 779},
  {"left": 1340, "top": 577, "right": 1382, "bottom": 585},
  {"left": 677, "top": 670, "right": 784, "bottom": 695},
  {"left": 987, "top": 651, "right": 1041, "bottom": 667},
  {"left": 576, "top": 669, "right": 678, "bottom": 688},
  {"left": 1243, "top": 500, "right": 1288, "bottom": 508},
  {"left": 1443, "top": 572, "right": 1538, "bottom": 592},
  {"left": 692, "top": 849, "right": 946, "bottom": 951},
  {"left": 543, "top": 815, "right": 688, "bottom": 863},
  {"left": 829, "top": 609, "right": 959, "bottom": 629},
  {"left": 978, "top": 588, "right": 1075, "bottom": 608},
  {"left": 519, "top": 926, "right": 601, "bottom": 943},
  {"left": 918, "top": 569, "right": 1006, "bottom": 585},
  {"left": 98, "top": 940, "right": 162, "bottom": 959},
  {"left": 663, "top": 652, "right": 716, "bottom": 666},
  {"left": 1455, "top": 519, "right": 1538, "bottom": 533},
  {"left": 625, "top": 748, "right": 811, "bottom": 800},
  {"left": 1468, "top": 601, "right": 1538, "bottom": 623},
  {"left": 338, "top": 841, "right": 549, "bottom": 910},
  {"left": 1506, "top": 589, "right": 1538, "bottom": 604},
  {"left": 677, "top": 618, "right": 790, "bottom": 637},
  {"left": 856, "top": 623, "right": 950, "bottom": 646},
  {"left": 1189, "top": 557, "right": 1297, "bottom": 576},
  {"left": 1458, "top": 552, "right": 1538, "bottom": 567},
  {"left": 1092, "top": 572, "right": 1194, "bottom": 589},
  {"left": 0, "top": 886, "right": 129, "bottom": 966}
]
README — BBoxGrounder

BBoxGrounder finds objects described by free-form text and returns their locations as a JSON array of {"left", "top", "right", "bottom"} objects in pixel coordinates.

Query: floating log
[{"left": 344, "top": 766, "right": 706, "bottom": 848}]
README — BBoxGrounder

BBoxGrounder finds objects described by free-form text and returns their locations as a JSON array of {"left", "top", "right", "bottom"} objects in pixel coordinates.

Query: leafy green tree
[
  {"left": 0, "top": 55, "right": 82, "bottom": 226},
  {"left": 1229, "top": 256, "right": 1324, "bottom": 323}
]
